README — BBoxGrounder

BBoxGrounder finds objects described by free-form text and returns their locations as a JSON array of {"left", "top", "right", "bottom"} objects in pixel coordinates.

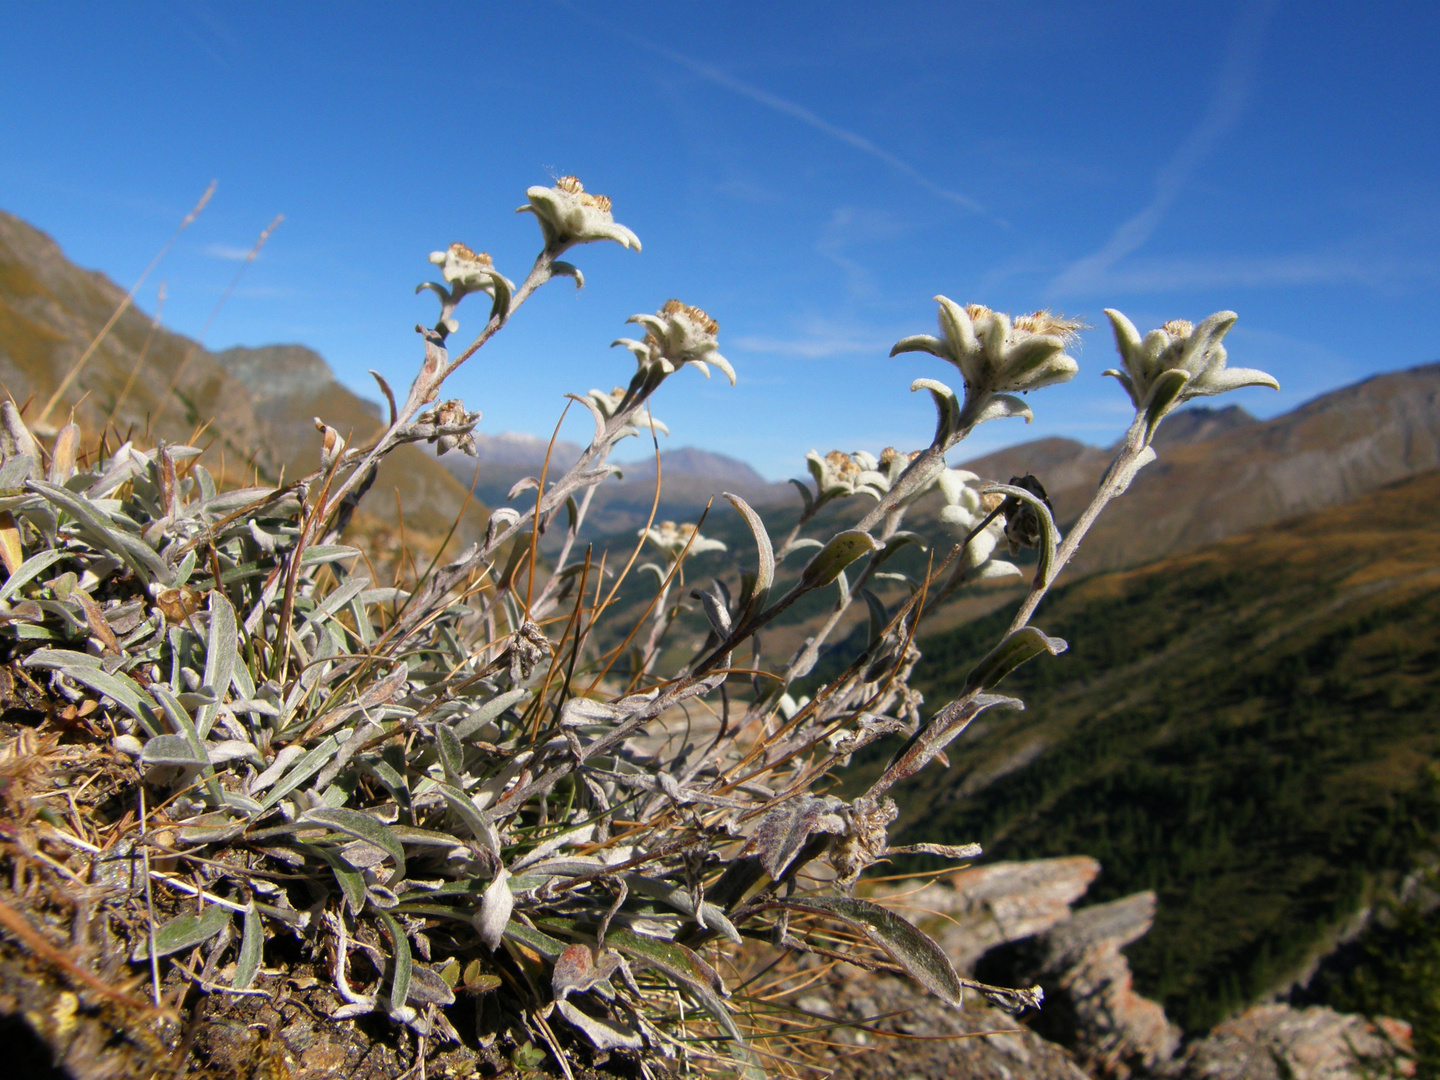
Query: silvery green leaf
[
  {"left": 475, "top": 868, "right": 512, "bottom": 950},
  {"left": 450, "top": 687, "right": 527, "bottom": 740},
  {"left": 0, "top": 453, "right": 35, "bottom": 489},
  {"left": 140, "top": 734, "right": 207, "bottom": 766},
  {"left": 751, "top": 796, "right": 847, "bottom": 879},
  {"left": 150, "top": 684, "right": 212, "bottom": 790},
  {"left": 130, "top": 903, "right": 230, "bottom": 961},
  {"left": 788, "top": 477, "right": 815, "bottom": 517},
  {"left": 258, "top": 735, "right": 342, "bottom": 808},
  {"left": 556, "top": 1000, "right": 643, "bottom": 1051},
  {"left": 436, "top": 724, "right": 465, "bottom": 787},
  {"left": 623, "top": 874, "right": 741, "bottom": 944},
  {"left": 974, "top": 559, "right": 1023, "bottom": 581},
  {"left": 798, "top": 530, "right": 881, "bottom": 591},
  {"left": 436, "top": 781, "right": 494, "bottom": 850},
  {"left": 402, "top": 961, "right": 456, "bottom": 1007},
  {"left": 972, "top": 394, "right": 1033, "bottom": 426},
  {"left": 889, "top": 333, "right": 947, "bottom": 359},
  {"left": 964, "top": 626, "right": 1067, "bottom": 692},
  {"left": 307, "top": 844, "right": 367, "bottom": 915},
  {"left": 24, "top": 649, "right": 160, "bottom": 734},
  {"left": 886, "top": 842, "right": 983, "bottom": 860},
  {"left": 220, "top": 791, "right": 264, "bottom": 815},
  {"left": 298, "top": 545, "right": 361, "bottom": 565},
  {"left": 27, "top": 480, "right": 170, "bottom": 584},
  {"left": 501, "top": 919, "right": 567, "bottom": 960},
  {"left": 488, "top": 272, "right": 512, "bottom": 323},
  {"left": 911, "top": 378, "right": 961, "bottom": 446},
  {"left": 690, "top": 581, "right": 732, "bottom": 637},
  {"left": 723, "top": 492, "right": 774, "bottom": 623},
  {"left": 1142, "top": 368, "right": 1192, "bottom": 444},
  {"left": 375, "top": 909, "right": 413, "bottom": 1020},
  {"left": 550, "top": 260, "right": 584, "bottom": 288},
  {"left": 205, "top": 740, "right": 264, "bottom": 766},
  {"left": 0, "top": 549, "right": 69, "bottom": 603},
  {"left": 861, "top": 588, "right": 888, "bottom": 647},
  {"left": 298, "top": 807, "right": 407, "bottom": 883},
  {"left": 233, "top": 907, "right": 263, "bottom": 990},
  {"left": 776, "top": 895, "right": 968, "bottom": 1009},
  {"left": 605, "top": 928, "right": 742, "bottom": 1043}
]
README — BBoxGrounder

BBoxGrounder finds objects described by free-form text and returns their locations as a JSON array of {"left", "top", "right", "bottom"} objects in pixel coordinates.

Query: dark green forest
[{"left": 876, "top": 469, "right": 1440, "bottom": 1033}]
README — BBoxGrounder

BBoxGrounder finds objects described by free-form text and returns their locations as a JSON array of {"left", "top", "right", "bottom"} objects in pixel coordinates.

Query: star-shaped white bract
[
  {"left": 426, "top": 243, "right": 514, "bottom": 302},
  {"left": 518, "top": 176, "right": 641, "bottom": 253},
  {"left": 612, "top": 300, "right": 735, "bottom": 385},
  {"left": 1103, "top": 309, "right": 1279, "bottom": 425},
  {"left": 893, "top": 297, "right": 1081, "bottom": 401},
  {"left": 638, "top": 521, "right": 727, "bottom": 560}
]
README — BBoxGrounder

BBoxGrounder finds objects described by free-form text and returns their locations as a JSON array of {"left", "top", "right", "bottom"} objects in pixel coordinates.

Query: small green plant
[{"left": 0, "top": 175, "right": 1277, "bottom": 1076}]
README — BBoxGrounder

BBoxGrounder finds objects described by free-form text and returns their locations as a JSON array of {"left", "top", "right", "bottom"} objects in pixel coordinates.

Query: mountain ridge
[{"left": 0, "top": 210, "right": 487, "bottom": 540}]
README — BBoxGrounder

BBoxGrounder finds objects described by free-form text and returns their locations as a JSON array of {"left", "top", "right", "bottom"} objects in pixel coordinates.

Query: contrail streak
[{"left": 1050, "top": 0, "right": 1278, "bottom": 295}]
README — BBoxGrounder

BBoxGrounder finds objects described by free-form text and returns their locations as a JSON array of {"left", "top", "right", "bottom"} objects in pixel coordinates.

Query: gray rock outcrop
[{"left": 1163, "top": 1004, "right": 1414, "bottom": 1079}]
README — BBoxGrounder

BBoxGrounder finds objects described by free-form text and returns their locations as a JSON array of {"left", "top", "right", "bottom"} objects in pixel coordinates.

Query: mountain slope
[
  {"left": 945, "top": 369, "right": 1440, "bottom": 579},
  {"left": 0, "top": 211, "right": 486, "bottom": 540},
  {"left": 884, "top": 468, "right": 1440, "bottom": 1031}
]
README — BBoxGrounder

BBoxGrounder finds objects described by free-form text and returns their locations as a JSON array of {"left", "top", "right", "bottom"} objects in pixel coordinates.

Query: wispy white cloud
[
  {"left": 205, "top": 243, "right": 257, "bottom": 261},
  {"left": 565, "top": 3, "right": 991, "bottom": 219},
  {"left": 1049, "top": 1, "right": 1278, "bottom": 296},
  {"left": 734, "top": 316, "right": 897, "bottom": 360},
  {"left": 1073, "top": 251, "right": 1437, "bottom": 293},
  {"left": 815, "top": 206, "right": 911, "bottom": 299}
]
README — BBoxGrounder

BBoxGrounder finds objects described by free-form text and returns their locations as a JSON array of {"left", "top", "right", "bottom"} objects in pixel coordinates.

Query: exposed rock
[
  {"left": 867, "top": 857, "right": 1100, "bottom": 972},
  {"left": 1164, "top": 1004, "right": 1414, "bottom": 1079},
  {"left": 979, "top": 892, "right": 1180, "bottom": 1078},
  {"left": 822, "top": 970, "right": 1092, "bottom": 1080}
]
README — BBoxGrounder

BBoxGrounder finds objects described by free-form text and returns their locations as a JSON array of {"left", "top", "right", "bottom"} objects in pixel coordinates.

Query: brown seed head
[
  {"left": 449, "top": 242, "right": 493, "bottom": 267},
  {"left": 662, "top": 299, "right": 719, "bottom": 334},
  {"left": 824, "top": 450, "right": 860, "bottom": 480},
  {"left": 1013, "top": 310, "right": 1084, "bottom": 342},
  {"left": 556, "top": 175, "right": 585, "bottom": 194}
]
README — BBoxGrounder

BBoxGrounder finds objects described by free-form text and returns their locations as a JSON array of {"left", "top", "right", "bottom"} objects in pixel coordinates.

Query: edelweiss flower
[
  {"left": 806, "top": 450, "right": 863, "bottom": 500},
  {"left": 865, "top": 447, "right": 921, "bottom": 498},
  {"left": 638, "top": 521, "right": 727, "bottom": 560},
  {"left": 517, "top": 175, "right": 641, "bottom": 252},
  {"left": 892, "top": 297, "right": 1081, "bottom": 404},
  {"left": 426, "top": 243, "right": 514, "bottom": 302},
  {"left": 1103, "top": 310, "right": 1279, "bottom": 434},
  {"left": 586, "top": 387, "right": 669, "bottom": 437},
  {"left": 804, "top": 447, "right": 928, "bottom": 504},
  {"left": 936, "top": 468, "right": 1017, "bottom": 578},
  {"left": 612, "top": 300, "right": 735, "bottom": 385}
]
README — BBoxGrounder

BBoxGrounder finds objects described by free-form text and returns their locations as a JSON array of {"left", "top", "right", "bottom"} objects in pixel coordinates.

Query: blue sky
[{"left": 2, "top": 1, "right": 1436, "bottom": 478}]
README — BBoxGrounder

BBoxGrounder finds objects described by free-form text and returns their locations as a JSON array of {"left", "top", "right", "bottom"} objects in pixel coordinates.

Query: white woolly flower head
[
  {"left": 1103, "top": 309, "right": 1279, "bottom": 440},
  {"left": 426, "top": 243, "right": 513, "bottom": 301},
  {"left": 937, "top": 472, "right": 1018, "bottom": 578},
  {"left": 893, "top": 298, "right": 1081, "bottom": 404},
  {"left": 613, "top": 300, "right": 735, "bottom": 386},
  {"left": 638, "top": 521, "right": 727, "bottom": 560},
  {"left": 517, "top": 175, "right": 641, "bottom": 253}
]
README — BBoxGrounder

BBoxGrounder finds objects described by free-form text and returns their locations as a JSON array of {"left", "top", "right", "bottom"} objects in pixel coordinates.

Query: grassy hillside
[{"left": 883, "top": 468, "right": 1440, "bottom": 1032}]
